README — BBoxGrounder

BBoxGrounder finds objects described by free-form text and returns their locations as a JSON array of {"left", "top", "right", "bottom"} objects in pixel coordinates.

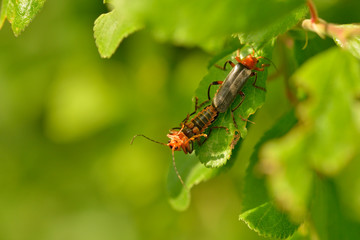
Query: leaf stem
[
  {"left": 307, "top": 0, "right": 319, "bottom": 23},
  {"left": 302, "top": 0, "right": 360, "bottom": 48}
]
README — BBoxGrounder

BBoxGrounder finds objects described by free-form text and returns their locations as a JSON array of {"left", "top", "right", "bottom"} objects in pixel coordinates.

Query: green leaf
[
  {"left": 240, "top": 202, "right": 298, "bottom": 239},
  {"left": 94, "top": 8, "right": 143, "bottom": 58},
  {"left": 240, "top": 110, "right": 299, "bottom": 239},
  {"left": 0, "top": 0, "right": 45, "bottom": 36},
  {"left": 167, "top": 153, "right": 224, "bottom": 211},
  {"left": 242, "top": 109, "right": 298, "bottom": 211},
  {"left": 239, "top": 5, "right": 308, "bottom": 45},
  {"left": 194, "top": 43, "right": 273, "bottom": 168},
  {"left": 335, "top": 154, "right": 360, "bottom": 222},
  {"left": 344, "top": 35, "right": 360, "bottom": 60},
  {"left": 104, "top": 0, "right": 305, "bottom": 52},
  {"left": 259, "top": 47, "right": 360, "bottom": 220},
  {"left": 333, "top": 24, "right": 360, "bottom": 60},
  {"left": 167, "top": 138, "right": 240, "bottom": 212},
  {"left": 311, "top": 177, "right": 360, "bottom": 240},
  {"left": 206, "top": 38, "right": 244, "bottom": 69},
  {"left": 302, "top": 20, "right": 360, "bottom": 61},
  {"left": 288, "top": 48, "right": 360, "bottom": 174}
]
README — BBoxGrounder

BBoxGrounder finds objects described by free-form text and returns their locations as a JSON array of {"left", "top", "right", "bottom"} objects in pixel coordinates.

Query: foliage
[
  {"left": 94, "top": 0, "right": 305, "bottom": 55},
  {"left": 240, "top": 109, "right": 299, "bottom": 239},
  {"left": 93, "top": 7, "right": 143, "bottom": 58},
  {"left": 0, "top": 0, "right": 46, "bottom": 36},
  {"left": 261, "top": 48, "right": 360, "bottom": 220}
]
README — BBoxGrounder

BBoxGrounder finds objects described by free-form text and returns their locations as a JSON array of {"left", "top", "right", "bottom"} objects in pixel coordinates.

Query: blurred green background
[{"left": 0, "top": 1, "right": 292, "bottom": 239}]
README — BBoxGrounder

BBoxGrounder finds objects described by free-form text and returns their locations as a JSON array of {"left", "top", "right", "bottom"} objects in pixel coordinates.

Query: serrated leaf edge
[{"left": 239, "top": 202, "right": 297, "bottom": 239}]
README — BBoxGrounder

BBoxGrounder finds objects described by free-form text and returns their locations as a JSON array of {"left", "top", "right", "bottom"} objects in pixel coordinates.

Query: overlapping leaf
[
  {"left": 0, "top": 0, "right": 45, "bottom": 36},
  {"left": 302, "top": 19, "right": 360, "bottom": 60},
  {"left": 239, "top": 5, "right": 308, "bottom": 45},
  {"left": 259, "top": 47, "right": 360, "bottom": 220},
  {"left": 167, "top": 153, "right": 224, "bottom": 211},
  {"left": 95, "top": 0, "right": 305, "bottom": 56},
  {"left": 94, "top": 8, "right": 143, "bottom": 58},
  {"left": 333, "top": 24, "right": 360, "bottom": 60},
  {"left": 311, "top": 177, "right": 360, "bottom": 239},
  {"left": 240, "top": 110, "right": 299, "bottom": 239},
  {"left": 335, "top": 154, "right": 360, "bottom": 223},
  {"left": 240, "top": 202, "right": 298, "bottom": 239}
]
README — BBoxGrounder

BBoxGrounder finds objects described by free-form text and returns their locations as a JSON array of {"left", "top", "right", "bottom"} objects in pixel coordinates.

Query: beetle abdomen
[
  {"left": 212, "top": 63, "right": 252, "bottom": 113},
  {"left": 183, "top": 105, "right": 217, "bottom": 138}
]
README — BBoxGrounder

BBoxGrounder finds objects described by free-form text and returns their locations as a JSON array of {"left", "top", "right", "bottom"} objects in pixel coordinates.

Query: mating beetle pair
[{"left": 132, "top": 49, "right": 272, "bottom": 187}]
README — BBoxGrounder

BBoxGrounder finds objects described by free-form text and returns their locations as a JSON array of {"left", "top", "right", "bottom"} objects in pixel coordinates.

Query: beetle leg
[
  {"left": 230, "top": 91, "right": 246, "bottom": 129},
  {"left": 238, "top": 115, "right": 256, "bottom": 124},
  {"left": 231, "top": 91, "right": 246, "bottom": 113},
  {"left": 215, "top": 60, "right": 235, "bottom": 71},
  {"left": 230, "top": 129, "right": 241, "bottom": 149},
  {"left": 183, "top": 97, "right": 198, "bottom": 122},
  {"left": 184, "top": 97, "right": 210, "bottom": 123},
  {"left": 230, "top": 91, "right": 256, "bottom": 125},
  {"left": 199, "top": 126, "right": 230, "bottom": 145},
  {"left": 185, "top": 133, "right": 207, "bottom": 145},
  {"left": 253, "top": 60, "right": 269, "bottom": 71},
  {"left": 251, "top": 72, "right": 266, "bottom": 92},
  {"left": 207, "top": 81, "right": 223, "bottom": 101}
]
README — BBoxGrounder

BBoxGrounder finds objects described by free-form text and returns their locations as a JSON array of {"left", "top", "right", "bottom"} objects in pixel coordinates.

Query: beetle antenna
[
  {"left": 131, "top": 134, "right": 167, "bottom": 146},
  {"left": 258, "top": 56, "right": 278, "bottom": 72},
  {"left": 172, "top": 149, "right": 188, "bottom": 191}
]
